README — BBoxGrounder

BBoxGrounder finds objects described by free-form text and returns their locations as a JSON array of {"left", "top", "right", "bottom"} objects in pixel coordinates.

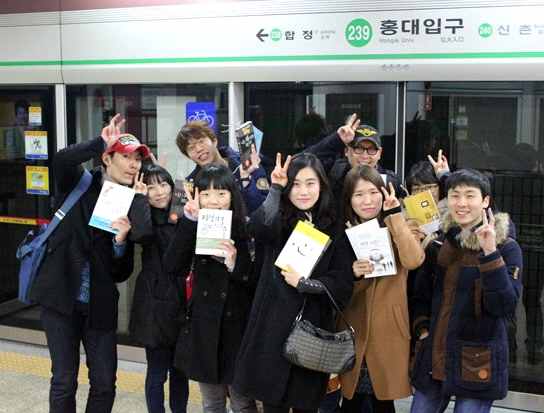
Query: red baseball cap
[{"left": 106, "top": 134, "right": 151, "bottom": 158}]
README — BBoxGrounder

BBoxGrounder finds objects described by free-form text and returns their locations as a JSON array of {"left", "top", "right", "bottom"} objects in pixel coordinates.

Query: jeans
[
  {"left": 319, "top": 390, "right": 341, "bottom": 413},
  {"left": 198, "top": 382, "right": 258, "bottom": 413},
  {"left": 41, "top": 303, "right": 117, "bottom": 413},
  {"left": 410, "top": 389, "right": 493, "bottom": 413},
  {"left": 145, "top": 347, "right": 189, "bottom": 413}
]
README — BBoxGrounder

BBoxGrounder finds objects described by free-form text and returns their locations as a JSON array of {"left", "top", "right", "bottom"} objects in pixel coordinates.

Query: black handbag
[{"left": 283, "top": 285, "right": 356, "bottom": 374}]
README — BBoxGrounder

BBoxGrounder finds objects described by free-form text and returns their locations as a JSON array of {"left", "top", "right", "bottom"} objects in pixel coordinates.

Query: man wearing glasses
[{"left": 329, "top": 125, "right": 405, "bottom": 206}]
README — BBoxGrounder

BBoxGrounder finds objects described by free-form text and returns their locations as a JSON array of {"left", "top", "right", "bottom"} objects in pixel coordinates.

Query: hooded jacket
[{"left": 411, "top": 212, "right": 522, "bottom": 400}]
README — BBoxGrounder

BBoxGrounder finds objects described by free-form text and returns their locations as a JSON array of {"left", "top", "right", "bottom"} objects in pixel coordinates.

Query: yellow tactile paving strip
[{"left": 0, "top": 351, "right": 201, "bottom": 403}]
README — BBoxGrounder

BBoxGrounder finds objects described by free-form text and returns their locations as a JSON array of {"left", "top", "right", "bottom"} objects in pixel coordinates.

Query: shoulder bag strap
[{"left": 40, "top": 170, "right": 93, "bottom": 241}]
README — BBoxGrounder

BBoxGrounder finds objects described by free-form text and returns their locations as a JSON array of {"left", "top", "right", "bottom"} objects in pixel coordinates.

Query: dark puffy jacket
[
  {"left": 411, "top": 212, "right": 522, "bottom": 400},
  {"left": 129, "top": 196, "right": 184, "bottom": 348}
]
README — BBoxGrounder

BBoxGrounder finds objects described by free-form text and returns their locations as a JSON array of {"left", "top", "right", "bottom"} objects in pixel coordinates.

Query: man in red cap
[{"left": 31, "top": 114, "right": 150, "bottom": 413}]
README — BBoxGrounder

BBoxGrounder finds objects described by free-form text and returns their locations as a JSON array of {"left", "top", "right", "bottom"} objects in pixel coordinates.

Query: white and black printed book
[
  {"left": 195, "top": 209, "right": 233, "bottom": 256},
  {"left": 234, "top": 121, "right": 256, "bottom": 170},
  {"left": 89, "top": 181, "right": 135, "bottom": 234},
  {"left": 345, "top": 219, "right": 397, "bottom": 278}
]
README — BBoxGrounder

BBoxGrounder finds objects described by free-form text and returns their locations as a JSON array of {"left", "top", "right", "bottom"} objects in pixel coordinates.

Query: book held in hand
[
  {"left": 345, "top": 218, "right": 397, "bottom": 278},
  {"left": 195, "top": 209, "right": 233, "bottom": 256},
  {"left": 235, "top": 121, "right": 256, "bottom": 170},
  {"left": 403, "top": 190, "right": 440, "bottom": 235},
  {"left": 89, "top": 181, "right": 136, "bottom": 234},
  {"left": 169, "top": 179, "right": 193, "bottom": 223},
  {"left": 275, "top": 221, "right": 331, "bottom": 279}
]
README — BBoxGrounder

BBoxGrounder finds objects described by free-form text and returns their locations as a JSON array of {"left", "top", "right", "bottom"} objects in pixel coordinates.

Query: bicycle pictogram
[{"left": 187, "top": 110, "right": 214, "bottom": 127}]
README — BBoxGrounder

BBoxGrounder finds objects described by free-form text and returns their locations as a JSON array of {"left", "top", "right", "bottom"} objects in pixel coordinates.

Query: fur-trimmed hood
[{"left": 440, "top": 211, "right": 511, "bottom": 251}]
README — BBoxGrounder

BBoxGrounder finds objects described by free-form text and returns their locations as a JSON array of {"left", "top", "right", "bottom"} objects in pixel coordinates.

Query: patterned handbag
[{"left": 283, "top": 285, "right": 356, "bottom": 374}]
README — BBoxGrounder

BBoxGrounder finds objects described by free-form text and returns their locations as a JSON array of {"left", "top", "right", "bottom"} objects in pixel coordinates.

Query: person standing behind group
[
  {"left": 328, "top": 165, "right": 424, "bottom": 413},
  {"left": 163, "top": 164, "right": 257, "bottom": 413},
  {"left": 410, "top": 169, "right": 523, "bottom": 413},
  {"left": 30, "top": 114, "right": 146, "bottom": 413},
  {"left": 328, "top": 124, "right": 405, "bottom": 206},
  {"left": 176, "top": 121, "right": 269, "bottom": 213},
  {"left": 128, "top": 164, "right": 189, "bottom": 413},
  {"left": 233, "top": 153, "right": 353, "bottom": 413}
]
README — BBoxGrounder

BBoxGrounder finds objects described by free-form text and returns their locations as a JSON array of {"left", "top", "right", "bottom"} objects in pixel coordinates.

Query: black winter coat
[
  {"left": 30, "top": 137, "right": 134, "bottom": 331},
  {"left": 129, "top": 196, "right": 184, "bottom": 348},
  {"left": 163, "top": 216, "right": 255, "bottom": 384},
  {"left": 233, "top": 186, "right": 354, "bottom": 410}
]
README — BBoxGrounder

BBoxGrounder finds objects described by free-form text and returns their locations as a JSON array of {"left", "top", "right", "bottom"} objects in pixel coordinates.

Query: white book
[
  {"left": 89, "top": 181, "right": 136, "bottom": 234},
  {"left": 275, "top": 221, "right": 331, "bottom": 279},
  {"left": 195, "top": 209, "right": 233, "bottom": 256},
  {"left": 345, "top": 221, "right": 397, "bottom": 278}
]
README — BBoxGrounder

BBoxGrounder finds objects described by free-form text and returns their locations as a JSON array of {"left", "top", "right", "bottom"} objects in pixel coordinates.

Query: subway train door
[{"left": 0, "top": 86, "right": 55, "bottom": 330}]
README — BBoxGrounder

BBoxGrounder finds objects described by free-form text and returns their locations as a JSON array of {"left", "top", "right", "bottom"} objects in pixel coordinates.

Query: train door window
[
  {"left": 0, "top": 86, "right": 55, "bottom": 329},
  {"left": 245, "top": 82, "right": 398, "bottom": 174},
  {"left": 406, "top": 81, "right": 544, "bottom": 396},
  {"left": 66, "top": 83, "right": 228, "bottom": 344}
]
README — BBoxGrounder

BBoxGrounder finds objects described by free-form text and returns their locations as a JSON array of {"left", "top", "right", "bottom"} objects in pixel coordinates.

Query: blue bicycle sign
[{"left": 186, "top": 102, "right": 217, "bottom": 131}]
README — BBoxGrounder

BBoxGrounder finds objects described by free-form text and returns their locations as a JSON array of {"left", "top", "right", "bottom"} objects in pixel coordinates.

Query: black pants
[
  {"left": 341, "top": 393, "right": 395, "bottom": 413},
  {"left": 262, "top": 403, "right": 316, "bottom": 413},
  {"left": 41, "top": 303, "right": 117, "bottom": 413}
]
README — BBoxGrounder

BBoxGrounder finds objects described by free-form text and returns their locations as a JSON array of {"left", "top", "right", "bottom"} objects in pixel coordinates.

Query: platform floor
[{"left": 0, "top": 339, "right": 527, "bottom": 413}]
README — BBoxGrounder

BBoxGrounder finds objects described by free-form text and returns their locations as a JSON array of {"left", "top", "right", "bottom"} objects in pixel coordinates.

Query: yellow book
[
  {"left": 275, "top": 220, "right": 331, "bottom": 279},
  {"left": 403, "top": 190, "right": 440, "bottom": 234}
]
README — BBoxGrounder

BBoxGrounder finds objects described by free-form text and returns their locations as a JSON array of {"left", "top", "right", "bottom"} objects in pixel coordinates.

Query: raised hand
[
  {"left": 240, "top": 144, "right": 261, "bottom": 178},
  {"left": 101, "top": 113, "right": 126, "bottom": 149},
  {"left": 218, "top": 240, "right": 237, "bottom": 271},
  {"left": 183, "top": 186, "right": 200, "bottom": 220},
  {"left": 270, "top": 153, "right": 292, "bottom": 188},
  {"left": 133, "top": 172, "right": 147, "bottom": 195},
  {"left": 381, "top": 182, "right": 400, "bottom": 211},
  {"left": 353, "top": 259, "right": 374, "bottom": 279},
  {"left": 111, "top": 216, "right": 131, "bottom": 244},
  {"left": 427, "top": 149, "right": 450, "bottom": 177},
  {"left": 475, "top": 209, "right": 497, "bottom": 255},
  {"left": 337, "top": 113, "right": 361, "bottom": 145}
]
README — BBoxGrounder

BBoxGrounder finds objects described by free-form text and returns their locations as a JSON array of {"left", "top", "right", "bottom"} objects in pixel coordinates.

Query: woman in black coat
[
  {"left": 163, "top": 164, "right": 258, "bottom": 413},
  {"left": 129, "top": 164, "right": 189, "bottom": 413},
  {"left": 233, "top": 153, "right": 354, "bottom": 413}
]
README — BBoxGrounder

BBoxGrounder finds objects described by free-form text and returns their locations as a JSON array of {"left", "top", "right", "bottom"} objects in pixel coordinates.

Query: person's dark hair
[
  {"left": 176, "top": 121, "right": 217, "bottom": 156},
  {"left": 405, "top": 161, "right": 438, "bottom": 192},
  {"left": 281, "top": 153, "right": 335, "bottom": 232},
  {"left": 342, "top": 165, "right": 385, "bottom": 226},
  {"left": 445, "top": 168, "right": 491, "bottom": 199},
  {"left": 194, "top": 163, "right": 248, "bottom": 239},
  {"left": 142, "top": 164, "right": 175, "bottom": 191},
  {"left": 294, "top": 112, "right": 328, "bottom": 148}
]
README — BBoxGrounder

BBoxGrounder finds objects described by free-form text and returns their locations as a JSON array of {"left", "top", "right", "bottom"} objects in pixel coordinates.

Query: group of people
[{"left": 30, "top": 112, "right": 523, "bottom": 413}]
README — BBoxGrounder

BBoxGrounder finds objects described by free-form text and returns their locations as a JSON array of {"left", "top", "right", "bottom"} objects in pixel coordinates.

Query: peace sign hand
[
  {"left": 133, "top": 172, "right": 147, "bottom": 195},
  {"left": 427, "top": 149, "right": 450, "bottom": 177},
  {"left": 101, "top": 113, "right": 126, "bottom": 149},
  {"left": 381, "top": 182, "right": 400, "bottom": 211},
  {"left": 183, "top": 186, "right": 200, "bottom": 220},
  {"left": 475, "top": 209, "right": 497, "bottom": 255},
  {"left": 270, "top": 153, "right": 292, "bottom": 188},
  {"left": 337, "top": 113, "right": 361, "bottom": 145}
]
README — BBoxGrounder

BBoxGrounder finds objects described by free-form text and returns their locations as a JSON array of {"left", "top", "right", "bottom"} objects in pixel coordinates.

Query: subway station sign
[{"left": 58, "top": 6, "right": 544, "bottom": 64}]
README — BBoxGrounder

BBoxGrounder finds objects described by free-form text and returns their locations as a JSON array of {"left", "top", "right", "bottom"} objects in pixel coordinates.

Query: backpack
[{"left": 16, "top": 170, "right": 93, "bottom": 304}]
